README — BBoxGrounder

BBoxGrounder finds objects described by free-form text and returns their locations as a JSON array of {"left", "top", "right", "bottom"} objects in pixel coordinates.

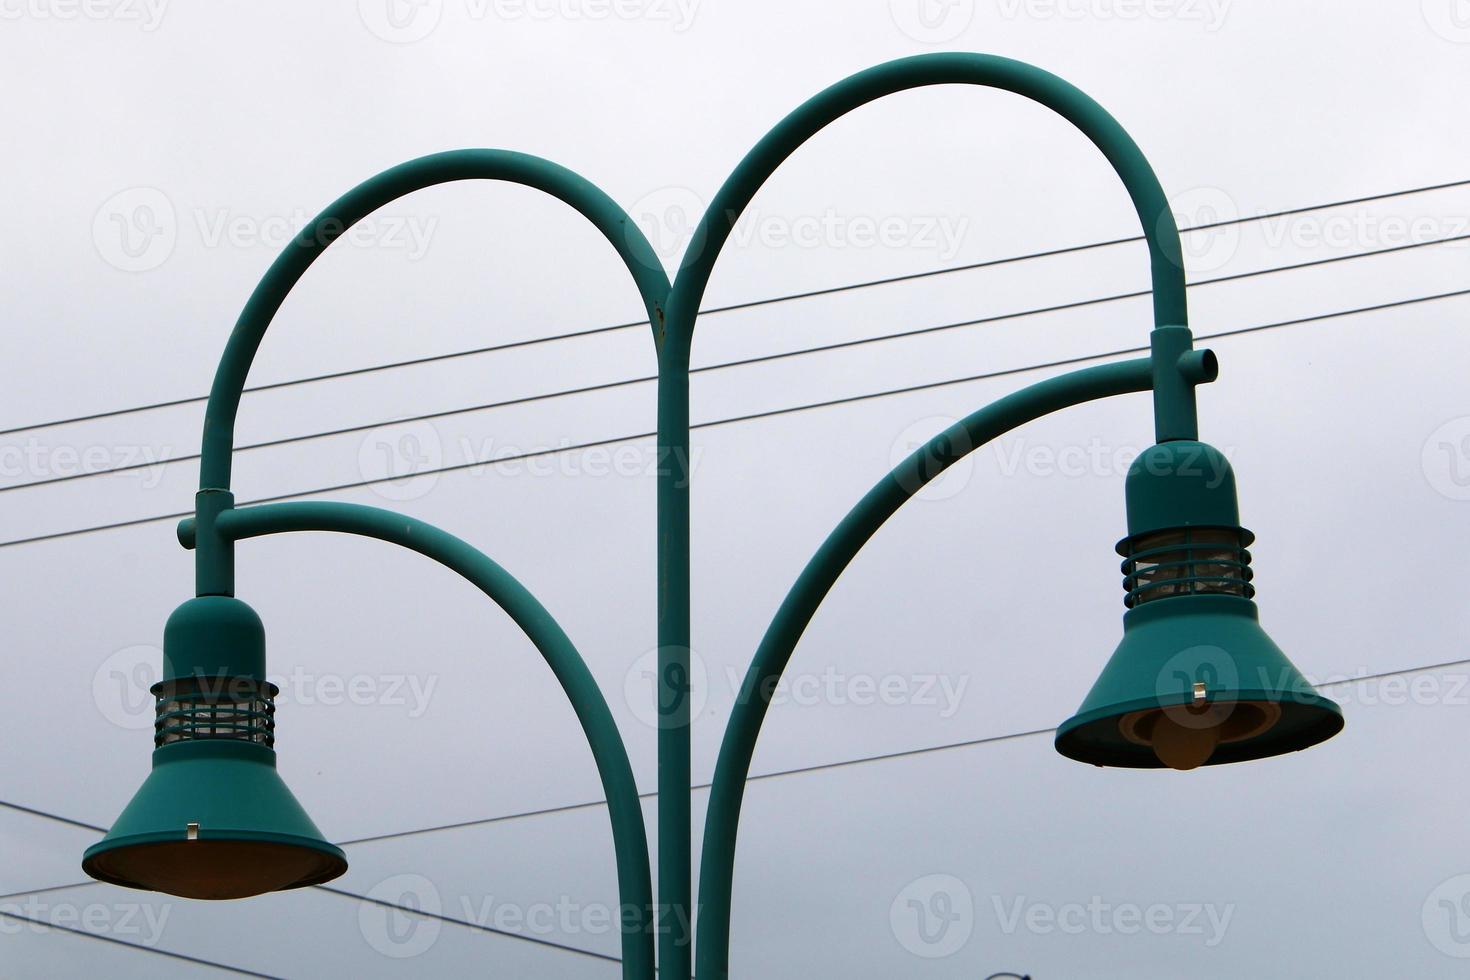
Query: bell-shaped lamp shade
[
  {"left": 1055, "top": 442, "right": 1343, "bottom": 769},
  {"left": 82, "top": 597, "right": 347, "bottom": 899},
  {"left": 1055, "top": 593, "right": 1343, "bottom": 768},
  {"left": 82, "top": 740, "right": 347, "bottom": 899}
]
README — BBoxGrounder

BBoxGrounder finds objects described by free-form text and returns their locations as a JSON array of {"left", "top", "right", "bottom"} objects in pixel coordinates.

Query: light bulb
[{"left": 1150, "top": 711, "right": 1221, "bottom": 770}]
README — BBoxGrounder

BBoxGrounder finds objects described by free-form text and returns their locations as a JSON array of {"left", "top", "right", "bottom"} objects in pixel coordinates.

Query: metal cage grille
[
  {"left": 153, "top": 676, "right": 277, "bottom": 748},
  {"left": 1120, "top": 526, "right": 1254, "bottom": 608}
]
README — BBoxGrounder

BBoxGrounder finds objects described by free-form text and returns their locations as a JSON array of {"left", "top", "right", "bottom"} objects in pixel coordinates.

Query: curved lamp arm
[
  {"left": 694, "top": 351, "right": 1217, "bottom": 977},
  {"left": 180, "top": 500, "right": 655, "bottom": 978},
  {"left": 191, "top": 148, "right": 672, "bottom": 594},
  {"left": 663, "top": 53, "right": 1188, "bottom": 356},
  {"left": 201, "top": 148, "right": 669, "bottom": 490}
]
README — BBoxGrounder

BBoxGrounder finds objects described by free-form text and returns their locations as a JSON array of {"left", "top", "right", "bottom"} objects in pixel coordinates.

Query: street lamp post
[{"left": 80, "top": 54, "right": 1345, "bottom": 980}]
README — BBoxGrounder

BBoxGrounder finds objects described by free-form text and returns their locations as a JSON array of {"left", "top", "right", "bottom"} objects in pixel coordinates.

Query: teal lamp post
[{"left": 81, "top": 54, "right": 1343, "bottom": 979}]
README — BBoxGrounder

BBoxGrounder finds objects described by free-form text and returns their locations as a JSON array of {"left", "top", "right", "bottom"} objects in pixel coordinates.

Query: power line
[
  {"left": 0, "top": 285, "right": 1465, "bottom": 552},
  {"left": 336, "top": 730, "right": 1060, "bottom": 849},
  {"left": 0, "top": 881, "right": 98, "bottom": 904},
  {"left": 314, "top": 884, "right": 622, "bottom": 965},
  {"left": 327, "top": 653, "right": 1470, "bottom": 844},
  {"left": 7, "top": 229, "right": 1464, "bottom": 496},
  {"left": 0, "top": 800, "right": 104, "bottom": 833},
  {"left": 4, "top": 176, "right": 1466, "bottom": 439},
  {"left": 0, "top": 906, "right": 283, "bottom": 978}
]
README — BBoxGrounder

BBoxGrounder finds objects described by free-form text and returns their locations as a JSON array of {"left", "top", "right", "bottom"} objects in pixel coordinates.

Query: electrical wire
[
  {"left": 3, "top": 176, "right": 1465, "bottom": 439},
  {"left": 0, "top": 286, "right": 1464, "bottom": 552},
  {"left": 5, "top": 229, "right": 1463, "bottom": 496},
  {"left": 314, "top": 884, "right": 622, "bottom": 964}
]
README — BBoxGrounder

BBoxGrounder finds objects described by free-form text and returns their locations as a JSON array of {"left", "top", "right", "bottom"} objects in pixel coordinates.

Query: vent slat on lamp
[
  {"left": 1120, "top": 526, "right": 1254, "bottom": 608},
  {"left": 153, "top": 677, "right": 277, "bottom": 748}
]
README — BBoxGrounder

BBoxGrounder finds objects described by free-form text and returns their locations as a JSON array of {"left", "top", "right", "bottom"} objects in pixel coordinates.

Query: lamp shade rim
[
  {"left": 82, "top": 830, "right": 347, "bottom": 894},
  {"left": 1058, "top": 689, "right": 1343, "bottom": 734},
  {"left": 1055, "top": 692, "right": 1343, "bottom": 768},
  {"left": 83, "top": 827, "right": 346, "bottom": 861}
]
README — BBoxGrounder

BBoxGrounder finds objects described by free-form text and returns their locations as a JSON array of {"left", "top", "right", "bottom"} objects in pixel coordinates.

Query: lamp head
[
  {"left": 1055, "top": 442, "right": 1343, "bottom": 770},
  {"left": 82, "top": 597, "right": 346, "bottom": 899}
]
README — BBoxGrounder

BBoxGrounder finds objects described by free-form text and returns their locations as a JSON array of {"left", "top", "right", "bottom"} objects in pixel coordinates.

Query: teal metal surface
[
  {"left": 1054, "top": 594, "right": 1344, "bottom": 767},
  {"left": 1122, "top": 440, "right": 1243, "bottom": 535},
  {"left": 193, "top": 489, "right": 236, "bottom": 597},
  {"left": 160, "top": 596, "right": 266, "bottom": 683},
  {"left": 1149, "top": 326, "right": 1203, "bottom": 442},
  {"left": 81, "top": 740, "right": 347, "bottom": 894}
]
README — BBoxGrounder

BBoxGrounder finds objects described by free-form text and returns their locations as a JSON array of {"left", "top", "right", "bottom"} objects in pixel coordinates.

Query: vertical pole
[
  {"left": 656, "top": 341, "right": 694, "bottom": 978},
  {"left": 193, "top": 489, "right": 235, "bottom": 597},
  {"left": 1149, "top": 325, "right": 1201, "bottom": 442}
]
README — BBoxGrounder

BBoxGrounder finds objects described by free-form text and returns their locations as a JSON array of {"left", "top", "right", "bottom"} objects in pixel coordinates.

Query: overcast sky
[{"left": 3, "top": 1, "right": 1470, "bottom": 976}]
